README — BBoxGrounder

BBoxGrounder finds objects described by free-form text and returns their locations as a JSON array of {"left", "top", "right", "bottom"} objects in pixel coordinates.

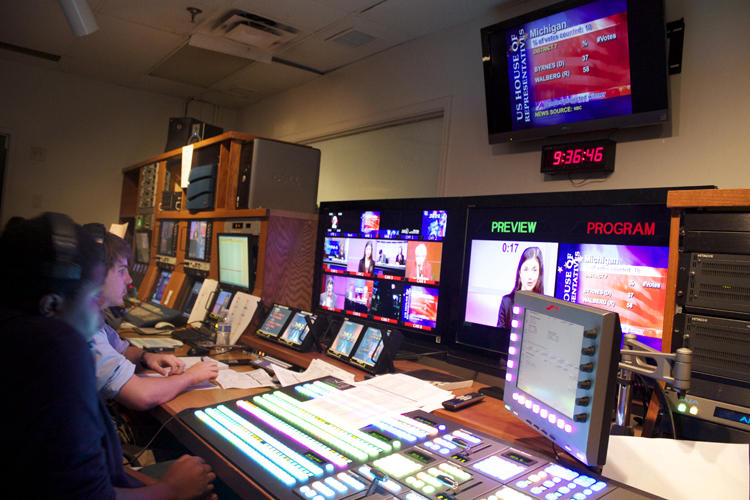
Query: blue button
[
  {"left": 592, "top": 482, "right": 606, "bottom": 491},
  {"left": 552, "top": 477, "right": 562, "bottom": 483},
  {"left": 584, "top": 489, "right": 593, "bottom": 496},
  {"left": 543, "top": 481, "right": 555, "bottom": 488},
  {"left": 559, "top": 487, "right": 570, "bottom": 494},
  {"left": 574, "top": 494, "right": 586, "bottom": 500}
]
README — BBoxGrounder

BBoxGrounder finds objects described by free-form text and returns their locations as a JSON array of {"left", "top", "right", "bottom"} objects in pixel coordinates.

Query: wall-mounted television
[{"left": 481, "top": 0, "right": 670, "bottom": 143}]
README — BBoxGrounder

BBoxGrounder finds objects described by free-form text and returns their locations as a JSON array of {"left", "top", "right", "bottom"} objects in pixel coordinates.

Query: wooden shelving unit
[{"left": 119, "top": 132, "right": 318, "bottom": 312}]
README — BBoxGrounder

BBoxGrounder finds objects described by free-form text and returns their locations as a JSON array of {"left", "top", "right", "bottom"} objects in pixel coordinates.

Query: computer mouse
[
  {"left": 155, "top": 322, "right": 175, "bottom": 330},
  {"left": 186, "top": 346, "right": 211, "bottom": 357}
]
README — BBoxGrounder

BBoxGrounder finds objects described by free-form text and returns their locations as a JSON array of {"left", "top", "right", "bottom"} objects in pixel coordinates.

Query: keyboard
[{"left": 172, "top": 326, "right": 216, "bottom": 347}]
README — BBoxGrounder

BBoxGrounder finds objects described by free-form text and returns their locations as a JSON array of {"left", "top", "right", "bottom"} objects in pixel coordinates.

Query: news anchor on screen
[
  {"left": 497, "top": 247, "right": 544, "bottom": 328},
  {"left": 408, "top": 243, "right": 433, "bottom": 280},
  {"left": 358, "top": 241, "right": 375, "bottom": 274},
  {"left": 320, "top": 277, "right": 338, "bottom": 308}
]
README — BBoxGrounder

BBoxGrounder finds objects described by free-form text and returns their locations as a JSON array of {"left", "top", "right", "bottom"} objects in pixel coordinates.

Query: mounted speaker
[{"left": 164, "top": 118, "right": 223, "bottom": 153}]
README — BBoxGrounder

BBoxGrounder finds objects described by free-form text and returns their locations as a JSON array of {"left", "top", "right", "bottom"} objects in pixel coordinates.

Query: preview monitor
[
  {"left": 157, "top": 220, "right": 178, "bottom": 257},
  {"left": 458, "top": 190, "right": 672, "bottom": 356},
  {"left": 278, "top": 311, "right": 316, "bottom": 348},
  {"left": 151, "top": 270, "right": 171, "bottom": 304},
  {"left": 350, "top": 327, "right": 387, "bottom": 369},
  {"left": 481, "top": 0, "right": 670, "bottom": 143},
  {"left": 210, "top": 290, "right": 233, "bottom": 318},
  {"left": 181, "top": 280, "right": 204, "bottom": 318},
  {"left": 257, "top": 305, "right": 294, "bottom": 340},
  {"left": 315, "top": 203, "right": 463, "bottom": 340},
  {"left": 504, "top": 291, "right": 621, "bottom": 466},
  {"left": 134, "top": 231, "right": 151, "bottom": 264},
  {"left": 327, "top": 319, "right": 365, "bottom": 360},
  {"left": 187, "top": 220, "right": 212, "bottom": 262},
  {"left": 217, "top": 233, "right": 253, "bottom": 291}
]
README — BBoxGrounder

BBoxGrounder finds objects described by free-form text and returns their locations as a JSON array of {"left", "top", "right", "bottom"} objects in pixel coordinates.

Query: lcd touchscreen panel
[
  {"left": 329, "top": 320, "right": 364, "bottom": 357},
  {"left": 351, "top": 327, "right": 386, "bottom": 367},
  {"left": 279, "top": 312, "right": 315, "bottom": 345},
  {"left": 258, "top": 306, "right": 293, "bottom": 338}
]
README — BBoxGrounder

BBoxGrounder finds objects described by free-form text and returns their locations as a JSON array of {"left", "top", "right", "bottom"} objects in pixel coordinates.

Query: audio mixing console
[{"left": 179, "top": 377, "right": 661, "bottom": 500}]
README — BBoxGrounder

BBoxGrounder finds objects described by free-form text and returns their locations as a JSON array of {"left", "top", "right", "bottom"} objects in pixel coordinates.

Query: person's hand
[
  {"left": 160, "top": 455, "right": 216, "bottom": 500},
  {"left": 186, "top": 361, "right": 219, "bottom": 384},
  {"left": 142, "top": 352, "right": 186, "bottom": 376}
]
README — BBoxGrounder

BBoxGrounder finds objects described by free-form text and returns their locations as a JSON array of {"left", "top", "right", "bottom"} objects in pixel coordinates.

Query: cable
[
  {"left": 568, "top": 171, "right": 611, "bottom": 188},
  {"left": 124, "top": 408, "right": 194, "bottom": 466},
  {"left": 651, "top": 379, "right": 678, "bottom": 439},
  {"left": 551, "top": 442, "right": 561, "bottom": 461}
]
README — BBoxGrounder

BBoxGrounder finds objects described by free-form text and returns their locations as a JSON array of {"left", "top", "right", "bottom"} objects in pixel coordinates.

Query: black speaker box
[{"left": 165, "top": 118, "right": 223, "bottom": 153}]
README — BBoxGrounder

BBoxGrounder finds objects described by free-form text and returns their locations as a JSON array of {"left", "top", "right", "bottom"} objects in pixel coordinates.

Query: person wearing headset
[
  {"left": 0, "top": 213, "right": 216, "bottom": 499},
  {"left": 91, "top": 231, "right": 218, "bottom": 411}
]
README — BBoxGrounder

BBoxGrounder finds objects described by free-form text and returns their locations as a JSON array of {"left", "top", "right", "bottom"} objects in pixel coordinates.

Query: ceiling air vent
[
  {"left": 214, "top": 10, "right": 300, "bottom": 50},
  {"left": 328, "top": 29, "right": 377, "bottom": 49}
]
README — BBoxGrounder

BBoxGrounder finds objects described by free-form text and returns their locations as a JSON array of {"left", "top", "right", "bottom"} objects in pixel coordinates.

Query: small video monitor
[
  {"left": 134, "top": 231, "right": 151, "bottom": 264},
  {"left": 181, "top": 280, "right": 204, "bottom": 318},
  {"left": 186, "top": 220, "right": 212, "bottom": 265},
  {"left": 277, "top": 311, "right": 317, "bottom": 351},
  {"left": 256, "top": 304, "right": 294, "bottom": 340},
  {"left": 327, "top": 319, "right": 365, "bottom": 360},
  {"left": 209, "top": 290, "right": 233, "bottom": 319},
  {"left": 217, "top": 233, "right": 254, "bottom": 292},
  {"left": 350, "top": 327, "right": 387, "bottom": 369},
  {"left": 503, "top": 291, "right": 622, "bottom": 467},
  {"left": 150, "top": 270, "right": 171, "bottom": 304},
  {"left": 157, "top": 220, "right": 178, "bottom": 257}
]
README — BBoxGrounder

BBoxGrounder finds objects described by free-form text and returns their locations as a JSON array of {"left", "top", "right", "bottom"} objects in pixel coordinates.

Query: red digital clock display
[{"left": 541, "top": 139, "right": 615, "bottom": 174}]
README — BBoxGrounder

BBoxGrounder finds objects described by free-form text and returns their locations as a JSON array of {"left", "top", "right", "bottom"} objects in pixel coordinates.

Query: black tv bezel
[
  {"left": 312, "top": 198, "right": 466, "bottom": 346},
  {"left": 454, "top": 187, "right": 685, "bottom": 360},
  {"left": 216, "top": 232, "right": 254, "bottom": 293},
  {"left": 481, "top": 0, "right": 670, "bottom": 144}
]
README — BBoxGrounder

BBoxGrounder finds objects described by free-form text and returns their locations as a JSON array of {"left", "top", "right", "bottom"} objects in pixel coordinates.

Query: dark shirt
[
  {"left": 496, "top": 292, "right": 515, "bottom": 329},
  {"left": 0, "top": 311, "right": 140, "bottom": 498}
]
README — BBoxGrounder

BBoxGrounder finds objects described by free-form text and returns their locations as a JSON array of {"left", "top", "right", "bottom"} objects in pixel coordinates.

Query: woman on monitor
[
  {"left": 395, "top": 248, "right": 406, "bottom": 265},
  {"left": 358, "top": 241, "right": 375, "bottom": 274},
  {"left": 497, "top": 247, "right": 544, "bottom": 329}
]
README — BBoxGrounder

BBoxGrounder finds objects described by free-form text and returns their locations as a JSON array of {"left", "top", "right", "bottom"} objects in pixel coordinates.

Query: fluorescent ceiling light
[{"left": 58, "top": 0, "right": 99, "bottom": 37}]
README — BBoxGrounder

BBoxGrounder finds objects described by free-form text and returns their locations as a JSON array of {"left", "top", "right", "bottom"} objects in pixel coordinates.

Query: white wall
[
  {"left": 237, "top": 0, "right": 750, "bottom": 198},
  {"left": 0, "top": 59, "right": 239, "bottom": 227}
]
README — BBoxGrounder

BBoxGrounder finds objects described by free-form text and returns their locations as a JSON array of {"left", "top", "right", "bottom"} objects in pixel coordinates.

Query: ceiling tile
[
  {"left": 199, "top": 89, "right": 257, "bottom": 108},
  {"left": 66, "top": 14, "right": 186, "bottom": 74},
  {"left": 0, "top": 50, "right": 61, "bottom": 72},
  {"left": 132, "top": 73, "right": 206, "bottom": 99},
  {"left": 361, "top": 0, "right": 511, "bottom": 38},
  {"left": 212, "top": 60, "right": 319, "bottom": 95},
  {"left": 59, "top": 55, "right": 139, "bottom": 87},
  {"left": 277, "top": 16, "right": 411, "bottom": 73},
  {"left": 315, "top": 0, "right": 385, "bottom": 14},
  {"left": 97, "top": 0, "right": 233, "bottom": 36},
  {"left": 149, "top": 44, "right": 253, "bottom": 88},
  {"left": 228, "top": 0, "right": 349, "bottom": 32},
  {"left": 0, "top": 0, "right": 76, "bottom": 55}
]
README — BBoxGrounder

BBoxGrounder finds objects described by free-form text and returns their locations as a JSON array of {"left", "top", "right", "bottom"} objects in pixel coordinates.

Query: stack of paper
[
  {"left": 360, "top": 373, "right": 453, "bottom": 412},
  {"left": 273, "top": 359, "right": 356, "bottom": 387}
]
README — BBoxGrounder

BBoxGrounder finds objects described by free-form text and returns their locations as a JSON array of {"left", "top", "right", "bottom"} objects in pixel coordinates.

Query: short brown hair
[{"left": 103, "top": 232, "right": 133, "bottom": 271}]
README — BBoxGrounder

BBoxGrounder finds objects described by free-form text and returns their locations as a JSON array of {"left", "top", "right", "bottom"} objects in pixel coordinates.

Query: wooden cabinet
[{"left": 119, "top": 132, "right": 318, "bottom": 312}]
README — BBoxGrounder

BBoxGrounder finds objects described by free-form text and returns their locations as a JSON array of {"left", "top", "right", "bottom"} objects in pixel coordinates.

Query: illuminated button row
[
  {"left": 477, "top": 486, "right": 535, "bottom": 500},
  {"left": 296, "top": 384, "right": 325, "bottom": 399},
  {"left": 206, "top": 406, "right": 322, "bottom": 480},
  {"left": 297, "top": 472, "right": 365, "bottom": 500},
  {"left": 195, "top": 410, "right": 295, "bottom": 486},
  {"left": 236, "top": 400, "right": 350, "bottom": 467},
  {"left": 451, "top": 430, "right": 482, "bottom": 444},
  {"left": 389, "top": 415, "right": 437, "bottom": 437},
  {"left": 370, "top": 454, "right": 422, "bottom": 479},
  {"left": 676, "top": 402, "right": 699, "bottom": 415},
  {"left": 402, "top": 463, "right": 473, "bottom": 496},
  {"left": 472, "top": 455, "right": 525, "bottom": 481},
  {"left": 358, "top": 465, "right": 404, "bottom": 493},
  {"left": 371, "top": 420, "right": 417, "bottom": 443},
  {"left": 253, "top": 391, "right": 390, "bottom": 460},
  {"left": 512, "top": 393, "right": 573, "bottom": 433},
  {"left": 514, "top": 465, "right": 608, "bottom": 500}
]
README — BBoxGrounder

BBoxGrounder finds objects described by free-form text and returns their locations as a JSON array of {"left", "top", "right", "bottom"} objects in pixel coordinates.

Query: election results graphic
[
  {"left": 507, "top": 0, "right": 632, "bottom": 130},
  {"left": 555, "top": 243, "right": 668, "bottom": 340}
]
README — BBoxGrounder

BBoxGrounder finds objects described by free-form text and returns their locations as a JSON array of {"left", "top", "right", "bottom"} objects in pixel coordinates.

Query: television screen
[
  {"left": 210, "top": 290, "right": 233, "bottom": 317},
  {"left": 328, "top": 320, "right": 365, "bottom": 358},
  {"left": 181, "top": 280, "right": 204, "bottom": 318},
  {"left": 187, "top": 220, "right": 211, "bottom": 262},
  {"left": 278, "top": 312, "right": 316, "bottom": 346},
  {"left": 351, "top": 327, "right": 386, "bottom": 368},
  {"left": 481, "top": 0, "right": 669, "bottom": 143},
  {"left": 157, "top": 221, "right": 177, "bottom": 257},
  {"left": 459, "top": 194, "right": 671, "bottom": 354},
  {"left": 135, "top": 231, "right": 150, "bottom": 264},
  {"left": 258, "top": 305, "right": 293, "bottom": 338},
  {"left": 151, "top": 270, "right": 171, "bottom": 304},
  {"left": 217, "top": 234, "right": 252, "bottom": 290},
  {"left": 317, "top": 205, "right": 456, "bottom": 334}
]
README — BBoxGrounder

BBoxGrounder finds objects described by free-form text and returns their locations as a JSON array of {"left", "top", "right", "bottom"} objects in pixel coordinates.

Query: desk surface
[{"left": 125, "top": 332, "right": 564, "bottom": 499}]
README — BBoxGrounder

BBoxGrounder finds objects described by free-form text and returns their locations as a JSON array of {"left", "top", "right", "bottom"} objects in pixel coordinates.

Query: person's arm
[
  {"left": 114, "top": 362, "right": 219, "bottom": 411},
  {"left": 123, "top": 346, "right": 186, "bottom": 376},
  {"left": 116, "top": 455, "right": 217, "bottom": 500}
]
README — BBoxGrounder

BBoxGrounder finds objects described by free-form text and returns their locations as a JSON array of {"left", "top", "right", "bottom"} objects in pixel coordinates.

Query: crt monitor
[
  {"left": 503, "top": 291, "right": 621, "bottom": 467},
  {"left": 151, "top": 270, "right": 171, "bottom": 304},
  {"left": 157, "top": 220, "right": 178, "bottom": 257},
  {"left": 217, "top": 233, "right": 254, "bottom": 292},
  {"left": 480, "top": 0, "right": 670, "bottom": 143},
  {"left": 187, "top": 220, "right": 212, "bottom": 263}
]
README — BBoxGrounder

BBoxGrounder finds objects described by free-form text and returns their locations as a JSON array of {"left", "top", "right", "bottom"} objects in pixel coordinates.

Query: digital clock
[{"left": 541, "top": 139, "right": 616, "bottom": 174}]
